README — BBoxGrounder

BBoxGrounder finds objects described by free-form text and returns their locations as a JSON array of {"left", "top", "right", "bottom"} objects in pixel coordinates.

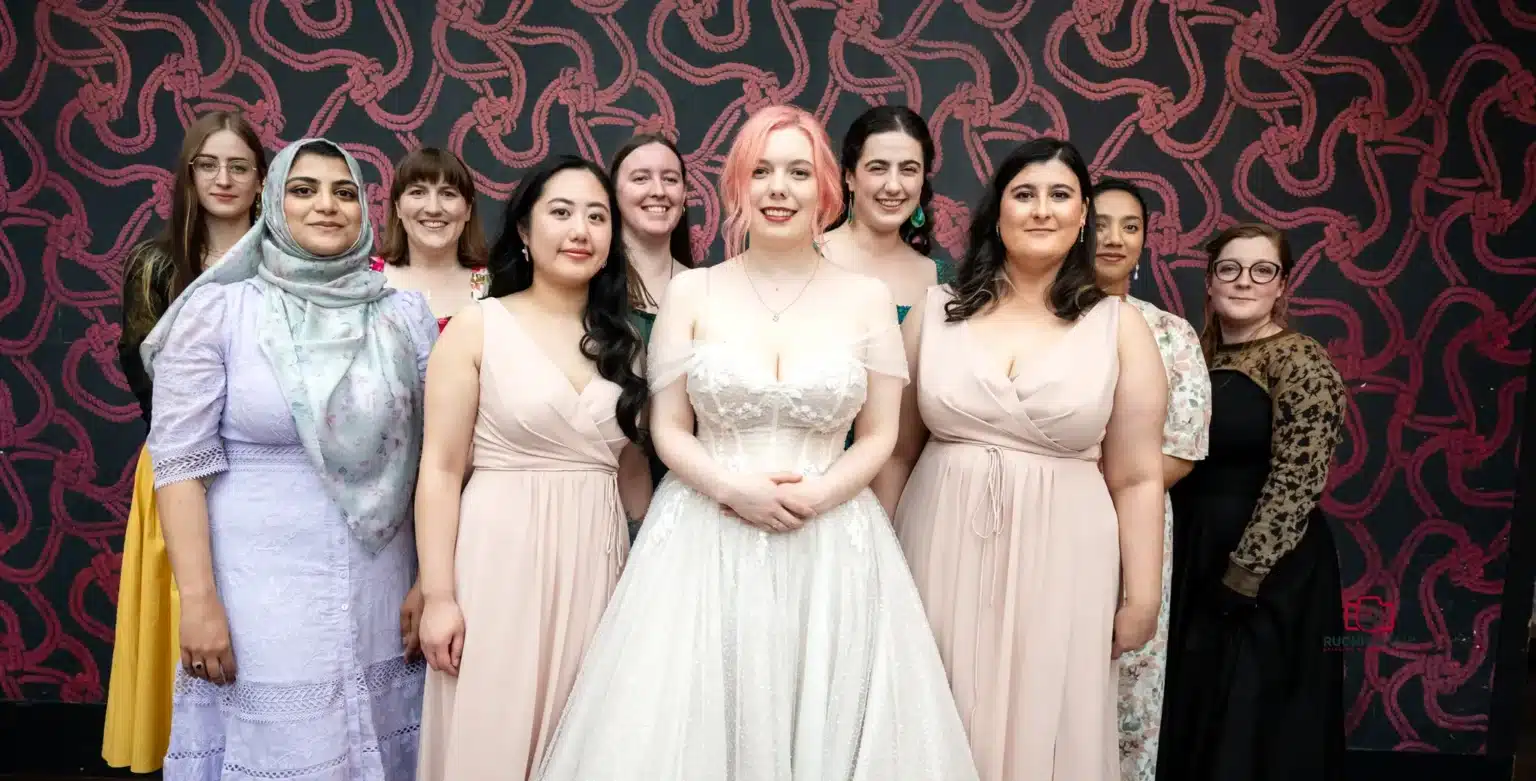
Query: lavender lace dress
[{"left": 148, "top": 280, "right": 436, "bottom": 780}]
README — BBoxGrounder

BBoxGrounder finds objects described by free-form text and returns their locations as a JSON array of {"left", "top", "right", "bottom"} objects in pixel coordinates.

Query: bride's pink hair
[{"left": 718, "top": 105, "right": 844, "bottom": 258}]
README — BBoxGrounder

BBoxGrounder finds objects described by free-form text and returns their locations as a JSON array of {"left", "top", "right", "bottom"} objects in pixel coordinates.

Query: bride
[{"left": 534, "top": 104, "right": 979, "bottom": 780}]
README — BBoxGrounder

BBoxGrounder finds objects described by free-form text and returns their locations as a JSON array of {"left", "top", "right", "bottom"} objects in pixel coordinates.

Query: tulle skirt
[{"left": 532, "top": 475, "right": 979, "bottom": 780}]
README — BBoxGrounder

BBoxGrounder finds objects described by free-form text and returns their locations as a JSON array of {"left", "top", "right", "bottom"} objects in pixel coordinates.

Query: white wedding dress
[{"left": 533, "top": 266, "right": 979, "bottom": 780}]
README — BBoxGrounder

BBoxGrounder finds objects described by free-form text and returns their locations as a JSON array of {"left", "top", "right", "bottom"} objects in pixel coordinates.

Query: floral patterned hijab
[{"left": 141, "top": 138, "right": 424, "bottom": 553}]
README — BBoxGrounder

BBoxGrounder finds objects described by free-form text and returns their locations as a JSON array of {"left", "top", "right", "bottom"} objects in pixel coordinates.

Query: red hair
[{"left": 718, "top": 105, "right": 843, "bottom": 257}]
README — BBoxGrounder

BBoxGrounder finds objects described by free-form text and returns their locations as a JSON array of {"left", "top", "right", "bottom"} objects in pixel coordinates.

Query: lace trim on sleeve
[{"left": 153, "top": 439, "right": 229, "bottom": 488}]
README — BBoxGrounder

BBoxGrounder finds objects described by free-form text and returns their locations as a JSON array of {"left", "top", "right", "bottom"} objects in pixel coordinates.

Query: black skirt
[{"left": 1158, "top": 372, "right": 1346, "bottom": 781}]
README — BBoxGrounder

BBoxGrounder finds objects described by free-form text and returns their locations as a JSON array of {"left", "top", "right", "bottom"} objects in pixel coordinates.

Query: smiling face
[
  {"left": 395, "top": 177, "right": 470, "bottom": 254},
  {"left": 747, "top": 127, "right": 819, "bottom": 244},
  {"left": 520, "top": 167, "right": 613, "bottom": 289},
  {"left": 998, "top": 158, "right": 1087, "bottom": 267},
  {"left": 1208, "top": 235, "right": 1286, "bottom": 326},
  {"left": 615, "top": 142, "right": 685, "bottom": 241},
  {"left": 283, "top": 152, "right": 363, "bottom": 257},
  {"left": 846, "top": 131, "right": 924, "bottom": 232},
  {"left": 191, "top": 129, "right": 262, "bottom": 220},
  {"left": 1093, "top": 188, "right": 1144, "bottom": 288}
]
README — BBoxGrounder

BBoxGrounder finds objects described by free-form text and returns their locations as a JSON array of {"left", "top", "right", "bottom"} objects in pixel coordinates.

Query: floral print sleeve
[
  {"left": 1126, "top": 297, "right": 1211, "bottom": 462},
  {"left": 1155, "top": 309, "right": 1211, "bottom": 462}
]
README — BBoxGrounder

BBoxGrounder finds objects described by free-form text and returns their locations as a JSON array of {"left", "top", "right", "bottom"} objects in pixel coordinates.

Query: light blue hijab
[{"left": 141, "top": 138, "right": 422, "bottom": 554}]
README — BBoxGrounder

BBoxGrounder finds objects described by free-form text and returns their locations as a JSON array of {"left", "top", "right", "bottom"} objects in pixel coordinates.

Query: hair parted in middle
[{"left": 717, "top": 104, "right": 843, "bottom": 258}]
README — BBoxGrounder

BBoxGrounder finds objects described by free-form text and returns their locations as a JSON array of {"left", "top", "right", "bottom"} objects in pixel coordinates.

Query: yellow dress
[{"left": 101, "top": 444, "right": 179, "bottom": 771}]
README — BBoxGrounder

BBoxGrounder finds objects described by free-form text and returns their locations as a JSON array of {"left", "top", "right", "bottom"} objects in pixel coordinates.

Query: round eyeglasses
[
  {"left": 190, "top": 157, "right": 256, "bottom": 181},
  {"left": 1212, "top": 259, "right": 1281, "bottom": 284}
]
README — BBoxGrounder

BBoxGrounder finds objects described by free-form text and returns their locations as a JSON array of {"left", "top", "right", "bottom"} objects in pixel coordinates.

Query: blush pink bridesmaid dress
[{"left": 896, "top": 285, "right": 1124, "bottom": 781}]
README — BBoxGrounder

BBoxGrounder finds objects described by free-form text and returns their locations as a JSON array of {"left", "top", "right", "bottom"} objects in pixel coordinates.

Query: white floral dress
[{"left": 1117, "top": 295, "right": 1212, "bottom": 781}]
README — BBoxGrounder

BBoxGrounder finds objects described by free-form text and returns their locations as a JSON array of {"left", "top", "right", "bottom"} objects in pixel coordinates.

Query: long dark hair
[
  {"left": 944, "top": 137, "right": 1104, "bottom": 322},
  {"left": 609, "top": 133, "right": 694, "bottom": 307},
  {"left": 486, "top": 156, "right": 648, "bottom": 447},
  {"left": 1197, "top": 222, "right": 1294, "bottom": 363},
  {"left": 379, "top": 147, "right": 489, "bottom": 269},
  {"left": 830, "top": 106, "right": 936, "bottom": 256}
]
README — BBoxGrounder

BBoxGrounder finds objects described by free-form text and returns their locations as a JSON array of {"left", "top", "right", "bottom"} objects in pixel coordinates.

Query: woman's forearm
[
  {"left": 815, "top": 430, "right": 898, "bottom": 514},
  {"left": 871, "top": 457, "right": 914, "bottom": 518},
  {"left": 652, "top": 424, "right": 738, "bottom": 504},
  {"left": 157, "top": 480, "right": 218, "bottom": 602},
  {"left": 617, "top": 444, "right": 653, "bottom": 521},
  {"left": 414, "top": 467, "right": 464, "bottom": 602},
  {"left": 1113, "top": 476, "right": 1164, "bottom": 609}
]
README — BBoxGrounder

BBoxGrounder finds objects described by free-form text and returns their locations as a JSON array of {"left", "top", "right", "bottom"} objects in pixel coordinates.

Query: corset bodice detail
[{"left": 685, "top": 343, "right": 868, "bottom": 475}]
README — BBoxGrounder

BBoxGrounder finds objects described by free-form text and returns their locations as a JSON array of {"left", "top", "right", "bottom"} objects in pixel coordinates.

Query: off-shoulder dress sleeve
[
  {"left": 645, "top": 271, "right": 702, "bottom": 392},
  {"left": 856, "top": 278, "right": 910, "bottom": 383}
]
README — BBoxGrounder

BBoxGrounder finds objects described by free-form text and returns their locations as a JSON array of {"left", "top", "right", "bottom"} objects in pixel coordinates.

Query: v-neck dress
[
  {"left": 895, "top": 286, "right": 1123, "bottom": 781},
  {"left": 417, "top": 299, "right": 630, "bottom": 781}
]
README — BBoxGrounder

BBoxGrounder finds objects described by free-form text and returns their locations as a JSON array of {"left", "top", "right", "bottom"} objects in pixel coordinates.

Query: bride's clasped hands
[{"left": 718, "top": 471, "right": 830, "bottom": 532}]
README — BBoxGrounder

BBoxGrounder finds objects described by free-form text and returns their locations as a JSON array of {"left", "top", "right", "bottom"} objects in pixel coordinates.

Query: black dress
[{"left": 1158, "top": 331, "right": 1348, "bottom": 781}]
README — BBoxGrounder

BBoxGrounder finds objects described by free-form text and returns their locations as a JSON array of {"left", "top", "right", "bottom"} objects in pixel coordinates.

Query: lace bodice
[
  {"left": 684, "top": 342, "right": 872, "bottom": 475},
  {"left": 646, "top": 264, "right": 910, "bottom": 479}
]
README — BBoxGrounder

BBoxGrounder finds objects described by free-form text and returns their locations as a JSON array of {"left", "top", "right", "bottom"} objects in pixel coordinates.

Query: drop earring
[
  {"left": 910, "top": 205, "right": 926, "bottom": 228},
  {"left": 521, "top": 246, "right": 529, "bottom": 263},
  {"left": 847, "top": 193, "right": 855, "bottom": 226}
]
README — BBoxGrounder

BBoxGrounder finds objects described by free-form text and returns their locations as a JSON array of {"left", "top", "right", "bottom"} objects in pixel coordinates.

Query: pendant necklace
[{"left": 744, "top": 253, "right": 819, "bottom": 322}]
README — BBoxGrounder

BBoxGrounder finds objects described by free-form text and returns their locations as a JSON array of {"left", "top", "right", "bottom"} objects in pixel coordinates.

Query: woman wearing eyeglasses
[
  {"left": 1157, "top": 223, "right": 1347, "bottom": 781},
  {"left": 105, "top": 111, "right": 268, "bottom": 773}
]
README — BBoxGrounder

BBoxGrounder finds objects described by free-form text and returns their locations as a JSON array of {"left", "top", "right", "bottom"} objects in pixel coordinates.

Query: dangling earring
[
  {"left": 1079, "top": 223, "right": 1085, "bottom": 243},
  {"left": 1133, "top": 262, "right": 1140, "bottom": 283},
  {"left": 910, "top": 205, "right": 926, "bottom": 228},
  {"left": 521, "top": 246, "right": 530, "bottom": 263},
  {"left": 847, "top": 193, "right": 855, "bottom": 226}
]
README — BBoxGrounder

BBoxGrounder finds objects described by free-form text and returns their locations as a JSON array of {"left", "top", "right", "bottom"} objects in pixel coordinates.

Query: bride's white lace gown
[{"left": 533, "top": 265, "right": 979, "bottom": 780}]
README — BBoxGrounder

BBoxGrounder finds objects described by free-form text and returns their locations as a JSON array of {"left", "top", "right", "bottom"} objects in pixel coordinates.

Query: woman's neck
[
  {"left": 743, "top": 237, "right": 819, "bottom": 278},
  {"left": 1221, "top": 317, "right": 1279, "bottom": 345},
  {"left": 1000, "top": 255, "right": 1058, "bottom": 310},
  {"left": 203, "top": 214, "right": 251, "bottom": 266},
  {"left": 405, "top": 241, "right": 460, "bottom": 271},
  {"left": 627, "top": 233, "right": 675, "bottom": 277},
  {"left": 1099, "top": 276, "right": 1131, "bottom": 297},
  {"left": 844, "top": 219, "right": 906, "bottom": 257},
  {"left": 525, "top": 276, "right": 588, "bottom": 318}
]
